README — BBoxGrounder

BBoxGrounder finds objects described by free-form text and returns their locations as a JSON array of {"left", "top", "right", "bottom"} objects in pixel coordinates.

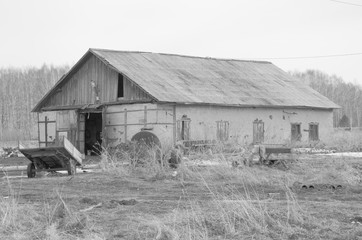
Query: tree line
[
  {"left": 0, "top": 65, "right": 69, "bottom": 141},
  {"left": 291, "top": 70, "right": 361, "bottom": 128},
  {"left": 0, "top": 66, "right": 359, "bottom": 141}
]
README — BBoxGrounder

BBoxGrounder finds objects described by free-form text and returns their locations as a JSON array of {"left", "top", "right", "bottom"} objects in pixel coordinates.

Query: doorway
[
  {"left": 84, "top": 112, "right": 102, "bottom": 155},
  {"left": 253, "top": 120, "right": 264, "bottom": 144}
]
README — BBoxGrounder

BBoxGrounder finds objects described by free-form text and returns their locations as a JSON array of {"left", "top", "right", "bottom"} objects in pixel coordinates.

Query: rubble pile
[{"left": 0, "top": 147, "right": 20, "bottom": 158}]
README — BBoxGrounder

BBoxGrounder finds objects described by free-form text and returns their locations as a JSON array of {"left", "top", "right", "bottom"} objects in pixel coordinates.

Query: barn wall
[
  {"left": 37, "top": 110, "right": 79, "bottom": 148},
  {"left": 43, "top": 55, "right": 151, "bottom": 108},
  {"left": 56, "top": 110, "right": 78, "bottom": 147},
  {"left": 104, "top": 103, "right": 174, "bottom": 149},
  {"left": 38, "top": 112, "right": 56, "bottom": 147},
  {"left": 175, "top": 105, "right": 333, "bottom": 145}
]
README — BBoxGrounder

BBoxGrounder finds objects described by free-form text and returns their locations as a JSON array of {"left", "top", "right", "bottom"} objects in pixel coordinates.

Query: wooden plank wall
[
  {"left": 38, "top": 112, "right": 56, "bottom": 147},
  {"left": 43, "top": 55, "right": 151, "bottom": 108},
  {"left": 123, "top": 76, "right": 151, "bottom": 100}
]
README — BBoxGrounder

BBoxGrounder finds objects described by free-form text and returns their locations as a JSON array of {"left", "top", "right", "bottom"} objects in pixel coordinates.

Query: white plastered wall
[
  {"left": 105, "top": 103, "right": 175, "bottom": 149},
  {"left": 175, "top": 105, "right": 334, "bottom": 145}
]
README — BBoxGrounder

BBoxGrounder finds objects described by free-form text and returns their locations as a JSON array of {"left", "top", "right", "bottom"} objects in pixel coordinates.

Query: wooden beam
[
  {"left": 106, "top": 122, "right": 174, "bottom": 127},
  {"left": 144, "top": 105, "right": 147, "bottom": 128},
  {"left": 173, "top": 105, "right": 176, "bottom": 145},
  {"left": 37, "top": 113, "right": 40, "bottom": 148},
  {"left": 106, "top": 108, "right": 173, "bottom": 115},
  {"left": 102, "top": 106, "right": 108, "bottom": 148},
  {"left": 124, "top": 108, "right": 127, "bottom": 142}
]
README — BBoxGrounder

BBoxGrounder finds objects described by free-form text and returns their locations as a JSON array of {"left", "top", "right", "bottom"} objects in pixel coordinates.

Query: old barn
[{"left": 32, "top": 48, "right": 339, "bottom": 154}]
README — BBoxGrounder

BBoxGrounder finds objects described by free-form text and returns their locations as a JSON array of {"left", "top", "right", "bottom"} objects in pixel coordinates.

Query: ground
[{"left": 1, "top": 152, "right": 362, "bottom": 239}]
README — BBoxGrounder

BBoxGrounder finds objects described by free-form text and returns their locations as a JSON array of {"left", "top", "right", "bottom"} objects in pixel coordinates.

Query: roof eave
[
  {"left": 37, "top": 99, "right": 155, "bottom": 112},
  {"left": 157, "top": 101, "right": 340, "bottom": 110}
]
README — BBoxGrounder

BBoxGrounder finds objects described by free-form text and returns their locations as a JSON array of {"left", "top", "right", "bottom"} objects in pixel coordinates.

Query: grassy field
[{"left": 1, "top": 150, "right": 362, "bottom": 239}]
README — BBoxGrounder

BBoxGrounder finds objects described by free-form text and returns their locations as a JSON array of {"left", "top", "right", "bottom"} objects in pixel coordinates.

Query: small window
[
  {"left": 291, "top": 123, "right": 301, "bottom": 142},
  {"left": 309, "top": 123, "right": 319, "bottom": 141},
  {"left": 253, "top": 120, "right": 264, "bottom": 144},
  {"left": 216, "top": 121, "right": 229, "bottom": 142},
  {"left": 177, "top": 115, "right": 191, "bottom": 141},
  {"left": 117, "top": 74, "right": 124, "bottom": 98}
]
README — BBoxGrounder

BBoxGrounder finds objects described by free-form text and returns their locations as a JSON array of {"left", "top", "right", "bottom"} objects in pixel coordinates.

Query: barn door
[
  {"left": 291, "top": 123, "right": 301, "bottom": 142},
  {"left": 38, "top": 112, "right": 56, "bottom": 147},
  {"left": 78, "top": 113, "right": 86, "bottom": 153},
  {"left": 253, "top": 120, "right": 264, "bottom": 144},
  {"left": 309, "top": 123, "right": 319, "bottom": 141},
  {"left": 56, "top": 111, "right": 78, "bottom": 147},
  {"left": 177, "top": 115, "right": 191, "bottom": 141}
]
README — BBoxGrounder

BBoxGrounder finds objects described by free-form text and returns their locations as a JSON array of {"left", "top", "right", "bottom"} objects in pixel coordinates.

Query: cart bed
[{"left": 19, "top": 138, "right": 83, "bottom": 176}]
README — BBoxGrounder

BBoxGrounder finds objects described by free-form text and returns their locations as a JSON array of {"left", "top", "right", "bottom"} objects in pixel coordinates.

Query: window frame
[
  {"left": 253, "top": 120, "right": 264, "bottom": 144},
  {"left": 117, "top": 74, "right": 124, "bottom": 99},
  {"left": 291, "top": 123, "right": 302, "bottom": 142},
  {"left": 309, "top": 122, "right": 319, "bottom": 141},
  {"left": 216, "top": 120, "right": 230, "bottom": 142},
  {"left": 177, "top": 115, "right": 191, "bottom": 141}
]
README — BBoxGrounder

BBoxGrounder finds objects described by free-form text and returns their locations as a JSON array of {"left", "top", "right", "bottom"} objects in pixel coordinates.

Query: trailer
[{"left": 20, "top": 137, "right": 84, "bottom": 178}]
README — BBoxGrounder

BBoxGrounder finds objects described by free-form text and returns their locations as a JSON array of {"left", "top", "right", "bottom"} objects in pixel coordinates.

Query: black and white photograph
[{"left": 0, "top": 0, "right": 362, "bottom": 239}]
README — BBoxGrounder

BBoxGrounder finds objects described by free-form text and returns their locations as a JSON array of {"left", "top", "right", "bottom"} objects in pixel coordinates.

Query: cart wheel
[
  {"left": 67, "top": 159, "right": 76, "bottom": 175},
  {"left": 27, "top": 162, "right": 36, "bottom": 178}
]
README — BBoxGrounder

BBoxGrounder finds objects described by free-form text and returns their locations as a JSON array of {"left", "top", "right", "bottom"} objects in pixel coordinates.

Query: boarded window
[
  {"left": 177, "top": 115, "right": 191, "bottom": 141},
  {"left": 291, "top": 123, "right": 301, "bottom": 141},
  {"left": 216, "top": 121, "right": 229, "bottom": 142},
  {"left": 253, "top": 120, "right": 264, "bottom": 144},
  {"left": 309, "top": 123, "right": 319, "bottom": 141},
  {"left": 117, "top": 74, "right": 124, "bottom": 98}
]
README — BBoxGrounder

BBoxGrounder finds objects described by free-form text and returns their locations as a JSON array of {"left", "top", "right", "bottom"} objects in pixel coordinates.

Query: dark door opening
[
  {"left": 291, "top": 123, "right": 301, "bottom": 142},
  {"left": 253, "top": 120, "right": 264, "bottom": 144},
  {"left": 84, "top": 112, "right": 102, "bottom": 155}
]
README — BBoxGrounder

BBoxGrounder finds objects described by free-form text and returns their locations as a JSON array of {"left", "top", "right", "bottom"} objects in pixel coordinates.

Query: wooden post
[
  {"left": 45, "top": 116, "right": 48, "bottom": 146},
  {"left": 173, "top": 105, "right": 176, "bottom": 145},
  {"left": 124, "top": 108, "right": 127, "bottom": 143},
  {"left": 76, "top": 111, "right": 80, "bottom": 150},
  {"left": 102, "top": 106, "right": 107, "bottom": 148},
  {"left": 37, "top": 113, "right": 40, "bottom": 147},
  {"left": 144, "top": 105, "right": 147, "bottom": 128}
]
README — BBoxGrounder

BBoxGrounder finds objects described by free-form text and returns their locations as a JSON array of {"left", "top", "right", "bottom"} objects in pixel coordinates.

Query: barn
[{"left": 32, "top": 48, "right": 339, "bottom": 154}]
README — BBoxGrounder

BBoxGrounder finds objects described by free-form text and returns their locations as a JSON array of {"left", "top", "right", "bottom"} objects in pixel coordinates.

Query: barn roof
[{"left": 33, "top": 48, "right": 339, "bottom": 111}]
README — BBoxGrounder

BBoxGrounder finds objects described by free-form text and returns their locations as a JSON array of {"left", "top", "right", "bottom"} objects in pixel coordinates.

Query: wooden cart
[{"left": 20, "top": 138, "right": 84, "bottom": 178}]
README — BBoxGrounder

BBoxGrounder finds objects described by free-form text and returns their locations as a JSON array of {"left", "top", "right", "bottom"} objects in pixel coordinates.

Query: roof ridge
[{"left": 89, "top": 48, "right": 272, "bottom": 64}]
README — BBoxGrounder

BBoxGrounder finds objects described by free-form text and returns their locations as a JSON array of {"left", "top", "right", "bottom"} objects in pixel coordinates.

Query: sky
[{"left": 0, "top": 0, "right": 361, "bottom": 84}]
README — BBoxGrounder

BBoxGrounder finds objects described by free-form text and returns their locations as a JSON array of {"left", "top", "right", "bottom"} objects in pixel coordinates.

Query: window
[
  {"left": 177, "top": 115, "right": 191, "bottom": 141},
  {"left": 216, "top": 121, "right": 229, "bottom": 142},
  {"left": 253, "top": 120, "right": 264, "bottom": 144},
  {"left": 309, "top": 123, "right": 319, "bottom": 141},
  {"left": 291, "top": 123, "right": 301, "bottom": 141},
  {"left": 117, "top": 74, "right": 124, "bottom": 98}
]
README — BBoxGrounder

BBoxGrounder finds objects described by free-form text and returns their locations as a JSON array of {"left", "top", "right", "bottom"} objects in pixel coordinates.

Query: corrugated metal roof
[
  {"left": 33, "top": 49, "right": 340, "bottom": 112},
  {"left": 89, "top": 49, "right": 339, "bottom": 109}
]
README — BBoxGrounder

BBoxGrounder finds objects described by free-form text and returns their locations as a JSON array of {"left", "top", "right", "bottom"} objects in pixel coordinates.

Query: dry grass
[
  {"left": 0, "top": 176, "right": 102, "bottom": 240},
  {"left": 99, "top": 142, "right": 170, "bottom": 180},
  {"left": 1, "top": 142, "right": 362, "bottom": 239},
  {"left": 324, "top": 128, "right": 362, "bottom": 151}
]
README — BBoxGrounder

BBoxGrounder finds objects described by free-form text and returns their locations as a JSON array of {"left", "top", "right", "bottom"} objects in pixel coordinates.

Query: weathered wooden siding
[
  {"left": 42, "top": 55, "right": 151, "bottom": 108},
  {"left": 123, "top": 76, "right": 151, "bottom": 100},
  {"left": 38, "top": 112, "right": 56, "bottom": 147},
  {"left": 56, "top": 110, "right": 78, "bottom": 147}
]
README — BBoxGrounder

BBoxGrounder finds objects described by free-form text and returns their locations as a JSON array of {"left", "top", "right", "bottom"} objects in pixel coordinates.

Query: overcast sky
[{"left": 0, "top": 0, "right": 361, "bottom": 84}]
